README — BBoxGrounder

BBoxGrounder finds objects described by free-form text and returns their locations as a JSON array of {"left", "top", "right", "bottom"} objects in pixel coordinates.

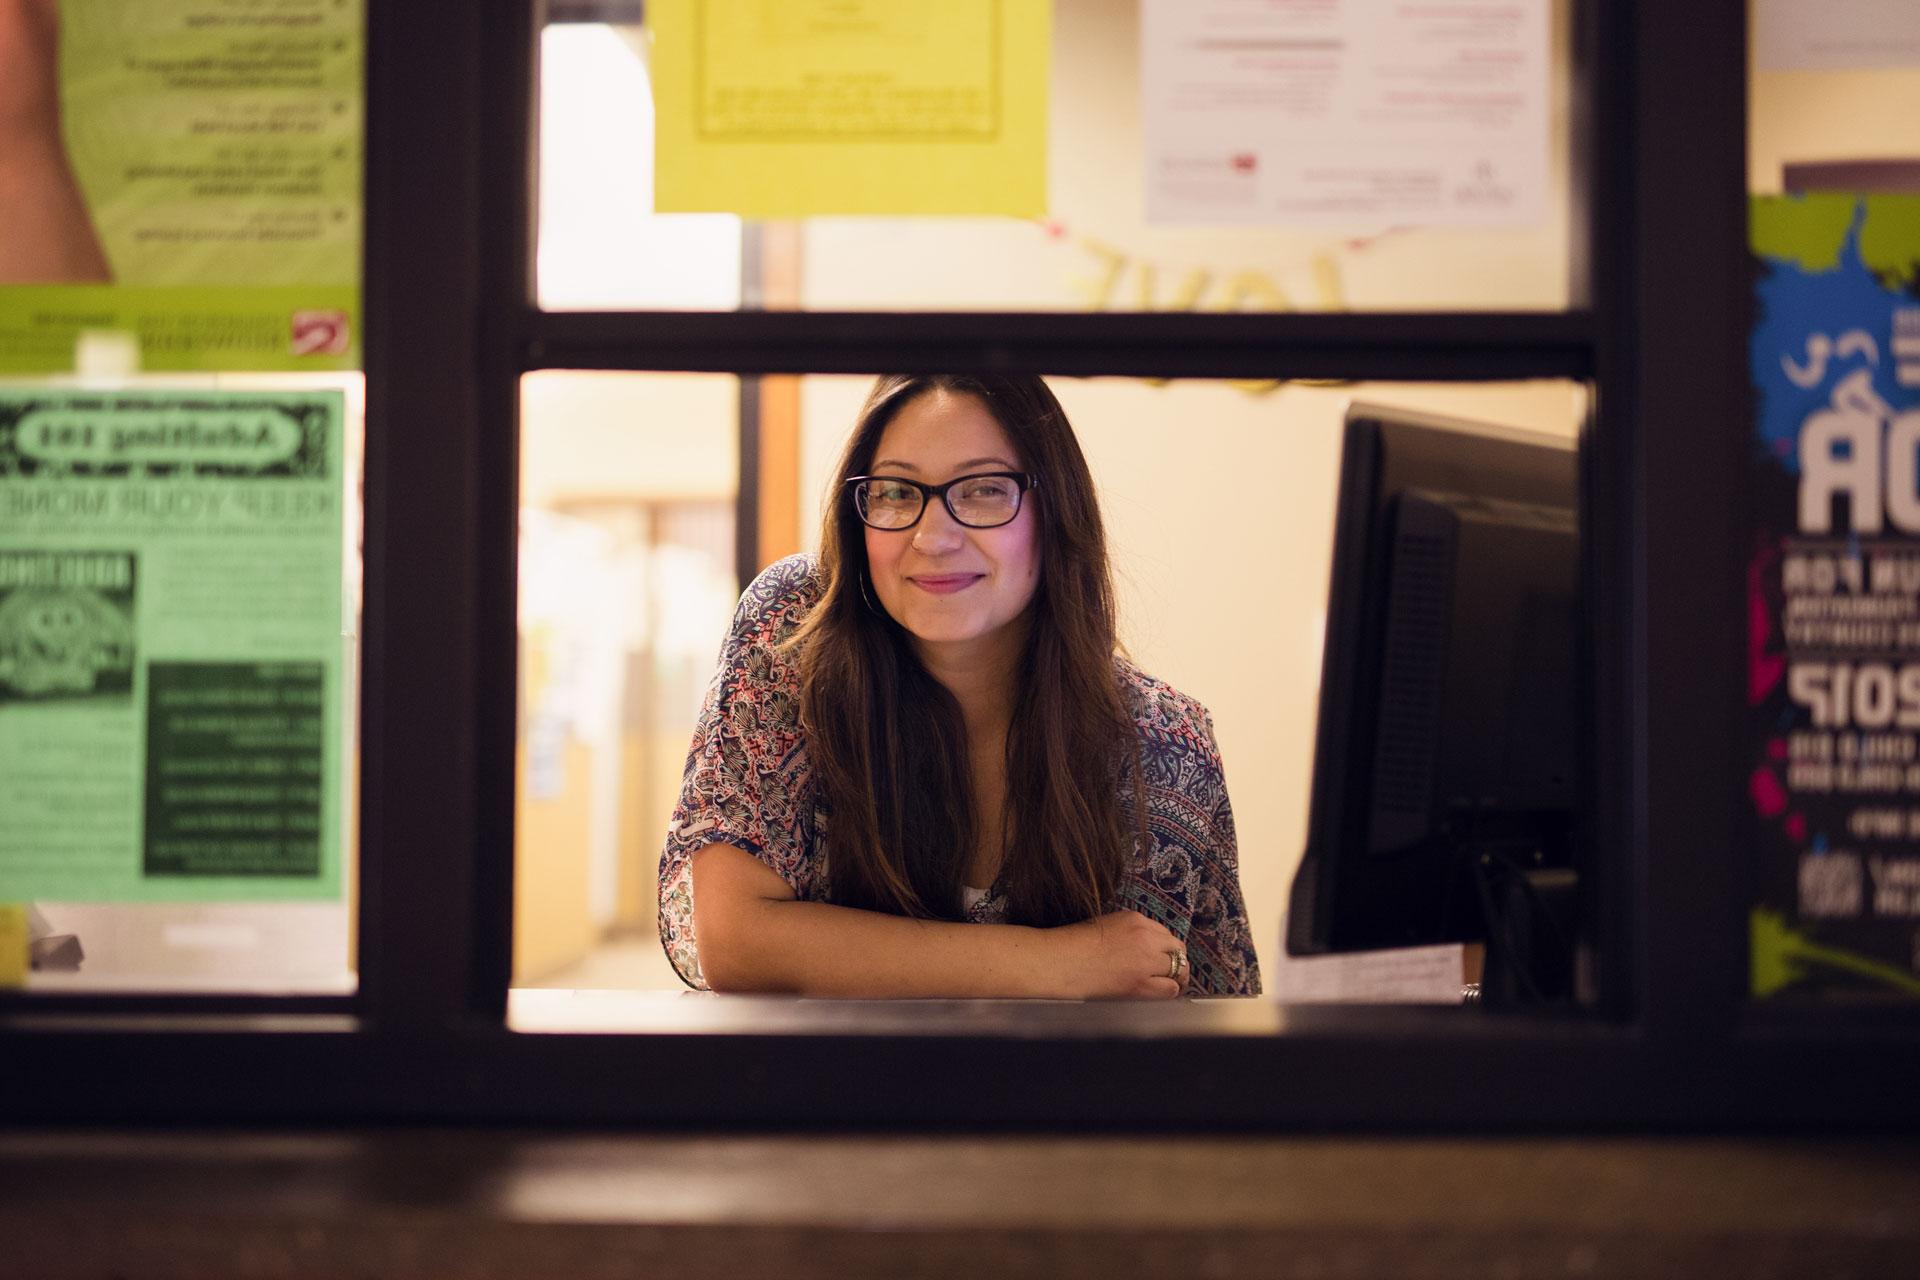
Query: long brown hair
[{"left": 787, "top": 374, "right": 1145, "bottom": 925}]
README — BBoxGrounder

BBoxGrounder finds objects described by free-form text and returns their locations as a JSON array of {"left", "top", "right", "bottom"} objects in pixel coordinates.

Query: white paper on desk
[
  {"left": 1141, "top": 0, "right": 1548, "bottom": 228},
  {"left": 1755, "top": 0, "right": 1920, "bottom": 71},
  {"left": 1270, "top": 939, "right": 1467, "bottom": 1004}
]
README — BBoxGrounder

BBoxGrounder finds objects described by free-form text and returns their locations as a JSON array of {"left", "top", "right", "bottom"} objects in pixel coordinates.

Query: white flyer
[
  {"left": 1755, "top": 0, "right": 1920, "bottom": 72},
  {"left": 1142, "top": 0, "right": 1549, "bottom": 228}
]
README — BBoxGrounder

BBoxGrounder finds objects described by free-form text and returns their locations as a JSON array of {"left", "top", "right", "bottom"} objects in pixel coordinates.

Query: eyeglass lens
[{"left": 856, "top": 475, "right": 1022, "bottom": 529}]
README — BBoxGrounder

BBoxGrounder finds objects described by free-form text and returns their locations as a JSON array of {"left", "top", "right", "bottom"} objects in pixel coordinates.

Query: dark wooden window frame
[{"left": 7, "top": 0, "right": 1919, "bottom": 1130}]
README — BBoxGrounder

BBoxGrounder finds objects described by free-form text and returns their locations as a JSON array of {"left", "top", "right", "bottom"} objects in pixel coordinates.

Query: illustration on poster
[
  {"left": 1782, "top": 329, "right": 1880, "bottom": 388},
  {"left": 0, "top": 584, "right": 134, "bottom": 698}
]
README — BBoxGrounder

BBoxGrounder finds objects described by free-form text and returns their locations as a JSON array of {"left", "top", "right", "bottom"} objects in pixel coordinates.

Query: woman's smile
[{"left": 910, "top": 573, "right": 984, "bottom": 595}]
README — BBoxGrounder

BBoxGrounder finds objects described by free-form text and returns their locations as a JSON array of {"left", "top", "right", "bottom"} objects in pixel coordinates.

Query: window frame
[{"left": 9, "top": 0, "right": 1919, "bottom": 1130}]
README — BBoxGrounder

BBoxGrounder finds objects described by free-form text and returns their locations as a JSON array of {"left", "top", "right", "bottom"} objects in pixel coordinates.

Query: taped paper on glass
[
  {"left": 1141, "top": 0, "right": 1547, "bottom": 227},
  {"left": 1748, "top": 194, "right": 1920, "bottom": 1000},
  {"left": 1755, "top": 0, "right": 1920, "bottom": 72},
  {"left": 0, "top": 390, "right": 348, "bottom": 903},
  {"left": 0, "top": 0, "right": 363, "bottom": 373},
  {"left": 650, "top": 0, "right": 1048, "bottom": 217}
]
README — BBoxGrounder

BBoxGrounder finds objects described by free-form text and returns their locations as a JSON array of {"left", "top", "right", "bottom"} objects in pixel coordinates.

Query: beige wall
[
  {"left": 1750, "top": 39, "right": 1920, "bottom": 194},
  {"left": 513, "top": 739, "right": 600, "bottom": 984},
  {"left": 521, "top": 372, "right": 738, "bottom": 507}
]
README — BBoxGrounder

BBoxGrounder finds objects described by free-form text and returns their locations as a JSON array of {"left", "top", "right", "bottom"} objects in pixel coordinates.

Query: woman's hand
[{"left": 1048, "top": 910, "right": 1190, "bottom": 1000}]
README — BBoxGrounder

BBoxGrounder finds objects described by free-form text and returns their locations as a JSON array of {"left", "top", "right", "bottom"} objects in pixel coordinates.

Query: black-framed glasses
[{"left": 845, "top": 472, "right": 1039, "bottom": 530}]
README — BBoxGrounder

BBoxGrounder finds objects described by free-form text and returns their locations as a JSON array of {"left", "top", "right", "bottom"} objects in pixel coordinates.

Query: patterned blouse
[{"left": 657, "top": 555, "right": 1262, "bottom": 996}]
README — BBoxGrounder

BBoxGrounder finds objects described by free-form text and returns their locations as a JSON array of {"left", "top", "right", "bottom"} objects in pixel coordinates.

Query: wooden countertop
[{"left": 5, "top": 1129, "right": 1919, "bottom": 1278}]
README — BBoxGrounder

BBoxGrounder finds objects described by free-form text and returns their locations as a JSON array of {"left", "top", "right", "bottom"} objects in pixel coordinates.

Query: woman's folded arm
[{"left": 690, "top": 843, "right": 1183, "bottom": 1000}]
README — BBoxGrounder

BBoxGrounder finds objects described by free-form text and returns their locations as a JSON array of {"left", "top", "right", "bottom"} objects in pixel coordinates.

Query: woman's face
[{"left": 861, "top": 389, "right": 1042, "bottom": 665}]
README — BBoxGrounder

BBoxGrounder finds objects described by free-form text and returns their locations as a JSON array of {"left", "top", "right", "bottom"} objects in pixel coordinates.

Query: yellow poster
[
  {"left": 650, "top": 0, "right": 1048, "bottom": 217},
  {"left": 0, "top": 906, "right": 26, "bottom": 989}
]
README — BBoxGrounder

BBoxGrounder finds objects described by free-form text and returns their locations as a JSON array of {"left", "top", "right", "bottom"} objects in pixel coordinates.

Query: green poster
[
  {"left": 0, "top": 390, "right": 347, "bottom": 902},
  {"left": 0, "top": 0, "right": 362, "bottom": 373}
]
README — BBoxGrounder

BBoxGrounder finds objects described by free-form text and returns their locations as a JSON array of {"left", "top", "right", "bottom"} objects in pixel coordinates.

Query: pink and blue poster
[{"left": 1749, "top": 194, "right": 1920, "bottom": 1000}]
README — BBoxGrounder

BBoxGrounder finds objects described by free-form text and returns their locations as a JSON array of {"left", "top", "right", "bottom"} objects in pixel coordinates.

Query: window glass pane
[
  {"left": 1, "top": 0, "right": 365, "bottom": 996},
  {"left": 5, "top": 371, "right": 363, "bottom": 996},
  {"left": 538, "top": 25, "right": 743, "bottom": 310},
  {"left": 509, "top": 372, "right": 1584, "bottom": 1021},
  {"left": 515, "top": 372, "right": 738, "bottom": 991},
  {"left": 536, "top": 1, "right": 1575, "bottom": 314}
]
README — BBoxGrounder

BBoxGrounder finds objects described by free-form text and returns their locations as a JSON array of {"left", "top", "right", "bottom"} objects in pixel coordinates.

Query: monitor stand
[{"left": 1473, "top": 856, "right": 1578, "bottom": 1008}]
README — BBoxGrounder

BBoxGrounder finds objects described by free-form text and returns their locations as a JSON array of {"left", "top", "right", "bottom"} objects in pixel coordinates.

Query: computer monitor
[{"left": 1285, "top": 403, "right": 1581, "bottom": 1004}]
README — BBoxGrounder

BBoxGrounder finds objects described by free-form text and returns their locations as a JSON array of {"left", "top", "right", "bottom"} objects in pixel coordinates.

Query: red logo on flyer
[
  {"left": 291, "top": 310, "right": 350, "bottom": 357},
  {"left": 1230, "top": 153, "right": 1258, "bottom": 174}
]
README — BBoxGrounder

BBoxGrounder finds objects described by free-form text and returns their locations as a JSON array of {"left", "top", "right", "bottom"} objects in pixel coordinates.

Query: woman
[{"left": 658, "top": 374, "right": 1260, "bottom": 998}]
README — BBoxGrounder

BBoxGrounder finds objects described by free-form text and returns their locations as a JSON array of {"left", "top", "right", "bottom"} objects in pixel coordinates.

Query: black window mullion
[
  {"left": 358, "top": 0, "right": 493, "bottom": 1032},
  {"left": 468, "top": 0, "right": 543, "bottom": 1021},
  {"left": 1607, "top": 0, "right": 1750, "bottom": 1039},
  {"left": 1578, "top": 0, "right": 1637, "bottom": 1020},
  {"left": 522, "top": 309, "right": 1596, "bottom": 381}
]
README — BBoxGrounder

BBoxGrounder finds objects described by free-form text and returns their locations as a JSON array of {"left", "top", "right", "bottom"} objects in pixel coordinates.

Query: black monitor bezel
[{"left": 1288, "top": 402, "right": 1580, "bottom": 960}]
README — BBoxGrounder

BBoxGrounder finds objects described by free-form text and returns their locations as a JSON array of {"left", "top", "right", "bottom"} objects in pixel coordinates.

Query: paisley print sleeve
[
  {"left": 1181, "top": 705, "right": 1263, "bottom": 997},
  {"left": 1122, "top": 665, "right": 1263, "bottom": 997},
  {"left": 656, "top": 555, "right": 822, "bottom": 989}
]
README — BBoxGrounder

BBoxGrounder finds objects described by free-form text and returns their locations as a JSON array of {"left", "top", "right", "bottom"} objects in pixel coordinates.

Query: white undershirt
[{"left": 962, "top": 885, "right": 989, "bottom": 912}]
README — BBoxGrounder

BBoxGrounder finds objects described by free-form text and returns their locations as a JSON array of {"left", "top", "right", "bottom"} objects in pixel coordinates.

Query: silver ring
[{"left": 1166, "top": 951, "right": 1186, "bottom": 980}]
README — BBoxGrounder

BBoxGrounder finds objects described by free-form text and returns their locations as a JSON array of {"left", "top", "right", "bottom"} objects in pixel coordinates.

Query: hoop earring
[{"left": 858, "top": 566, "right": 887, "bottom": 619}]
